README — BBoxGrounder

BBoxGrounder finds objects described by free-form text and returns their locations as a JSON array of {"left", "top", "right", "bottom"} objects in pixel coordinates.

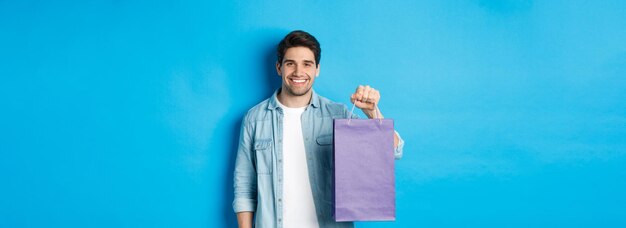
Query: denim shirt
[{"left": 233, "top": 89, "right": 404, "bottom": 228}]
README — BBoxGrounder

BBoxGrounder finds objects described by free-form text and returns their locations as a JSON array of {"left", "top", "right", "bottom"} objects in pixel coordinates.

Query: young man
[{"left": 233, "top": 30, "right": 404, "bottom": 228}]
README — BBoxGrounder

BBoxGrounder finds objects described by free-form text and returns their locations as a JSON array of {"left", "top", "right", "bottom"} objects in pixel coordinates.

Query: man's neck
[{"left": 277, "top": 89, "right": 312, "bottom": 108}]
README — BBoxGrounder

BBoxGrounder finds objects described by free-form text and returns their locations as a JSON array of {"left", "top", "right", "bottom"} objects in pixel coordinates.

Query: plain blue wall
[{"left": 1, "top": 0, "right": 625, "bottom": 227}]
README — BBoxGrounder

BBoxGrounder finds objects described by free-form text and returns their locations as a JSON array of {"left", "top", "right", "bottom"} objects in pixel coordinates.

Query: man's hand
[
  {"left": 350, "top": 85, "right": 380, "bottom": 119},
  {"left": 350, "top": 85, "right": 400, "bottom": 148}
]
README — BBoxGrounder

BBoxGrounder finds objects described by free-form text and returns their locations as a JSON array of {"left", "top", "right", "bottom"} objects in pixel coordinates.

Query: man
[{"left": 233, "top": 30, "right": 404, "bottom": 228}]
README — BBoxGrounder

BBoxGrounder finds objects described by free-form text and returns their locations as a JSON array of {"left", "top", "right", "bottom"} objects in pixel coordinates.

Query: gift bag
[{"left": 333, "top": 114, "right": 395, "bottom": 221}]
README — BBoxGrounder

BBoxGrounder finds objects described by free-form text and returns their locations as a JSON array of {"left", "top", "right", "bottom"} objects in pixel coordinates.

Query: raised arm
[{"left": 350, "top": 85, "right": 401, "bottom": 149}]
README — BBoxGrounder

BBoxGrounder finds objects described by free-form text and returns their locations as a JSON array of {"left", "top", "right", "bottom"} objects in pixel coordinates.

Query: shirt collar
[{"left": 268, "top": 88, "right": 320, "bottom": 110}]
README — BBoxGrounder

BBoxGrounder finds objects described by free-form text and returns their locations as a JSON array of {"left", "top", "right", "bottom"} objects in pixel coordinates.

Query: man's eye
[{"left": 285, "top": 62, "right": 293, "bottom": 66}]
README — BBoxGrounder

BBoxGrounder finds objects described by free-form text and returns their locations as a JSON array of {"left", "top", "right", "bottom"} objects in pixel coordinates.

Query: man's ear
[
  {"left": 276, "top": 61, "right": 282, "bottom": 76},
  {"left": 316, "top": 64, "right": 321, "bottom": 77}
]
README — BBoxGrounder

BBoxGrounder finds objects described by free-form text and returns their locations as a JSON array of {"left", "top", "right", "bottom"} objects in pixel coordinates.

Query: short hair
[{"left": 277, "top": 30, "right": 321, "bottom": 67}]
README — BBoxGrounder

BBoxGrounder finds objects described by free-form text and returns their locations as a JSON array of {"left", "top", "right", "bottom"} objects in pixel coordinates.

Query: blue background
[{"left": 1, "top": 0, "right": 625, "bottom": 227}]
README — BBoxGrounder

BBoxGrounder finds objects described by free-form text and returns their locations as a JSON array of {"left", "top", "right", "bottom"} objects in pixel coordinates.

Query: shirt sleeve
[
  {"left": 393, "top": 130, "right": 404, "bottom": 160},
  {"left": 232, "top": 116, "right": 258, "bottom": 213}
]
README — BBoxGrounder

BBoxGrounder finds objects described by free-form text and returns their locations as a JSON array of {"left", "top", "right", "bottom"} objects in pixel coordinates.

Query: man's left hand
[{"left": 350, "top": 85, "right": 380, "bottom": 118}]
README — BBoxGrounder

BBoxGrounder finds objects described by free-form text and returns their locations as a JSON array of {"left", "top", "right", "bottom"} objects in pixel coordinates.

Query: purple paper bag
[{"left": 333, "top": 118, "right": 395, "bottom": 221}]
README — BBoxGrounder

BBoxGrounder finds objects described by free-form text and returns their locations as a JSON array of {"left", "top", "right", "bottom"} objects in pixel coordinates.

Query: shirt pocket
[
  {"left": 316, "top": 134, "right": 333, "bottom": 146},
  {"left": 254, "top": 139, "right": 273, "bottom": 175},
  {"left": 316, "top": 134, "right": 333, "bottom": 171}
]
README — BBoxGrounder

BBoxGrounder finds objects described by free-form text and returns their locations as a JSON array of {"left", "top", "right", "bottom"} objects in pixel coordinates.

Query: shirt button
[
  {"left": 278, "top": 159, "right": 282, "bottom": 163},
  {"left": 278, "top": 198, "right": 282, "bottom": 202}
]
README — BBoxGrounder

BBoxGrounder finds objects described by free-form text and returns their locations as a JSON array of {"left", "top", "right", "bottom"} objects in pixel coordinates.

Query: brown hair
[{"left": 277, "top": 30, "right": 321, "bottom": 67}]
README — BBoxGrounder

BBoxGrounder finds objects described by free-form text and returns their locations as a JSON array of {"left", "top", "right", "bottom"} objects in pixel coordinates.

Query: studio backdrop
[{"left": 1, "top": 0, "right": 625, "bottom": 227}]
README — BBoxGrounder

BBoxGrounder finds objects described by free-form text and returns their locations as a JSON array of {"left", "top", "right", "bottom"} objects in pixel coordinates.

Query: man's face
[{"left": 276, "top": 46, "right": 320, "bottom": 97}]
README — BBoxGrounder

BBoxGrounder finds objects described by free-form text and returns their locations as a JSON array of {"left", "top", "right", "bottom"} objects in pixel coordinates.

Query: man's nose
[{"left": 294, "top": 66, "right": 305, "bottom": 76}]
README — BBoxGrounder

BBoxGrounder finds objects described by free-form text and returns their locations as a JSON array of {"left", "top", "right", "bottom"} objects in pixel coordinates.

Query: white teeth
[{"left": 293, "top": 79, "right": 306, "bottom": 83}]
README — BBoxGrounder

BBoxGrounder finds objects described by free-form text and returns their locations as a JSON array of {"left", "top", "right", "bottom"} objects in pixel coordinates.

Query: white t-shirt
[{"left": 278, "top": 100, "right": 320, "bottom": 228}]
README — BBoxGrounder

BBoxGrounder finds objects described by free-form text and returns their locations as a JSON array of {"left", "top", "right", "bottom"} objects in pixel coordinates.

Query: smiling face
[{"left": 276, "top": 46, "right": 320, "bottom": 98}]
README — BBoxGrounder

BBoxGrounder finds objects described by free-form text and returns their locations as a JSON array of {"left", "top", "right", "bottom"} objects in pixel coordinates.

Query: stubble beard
[{"left": 284, "top": 83, "right": 312, "bottom": 97}]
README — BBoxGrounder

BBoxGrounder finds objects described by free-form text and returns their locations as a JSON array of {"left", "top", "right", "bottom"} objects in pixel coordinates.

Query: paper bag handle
[{"left": 348, "top": 101, "right": 382, "bottom": 125}]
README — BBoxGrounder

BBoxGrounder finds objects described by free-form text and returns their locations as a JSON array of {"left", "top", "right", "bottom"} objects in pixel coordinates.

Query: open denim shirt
[{"left": 233, "top": 89, "right": 404, "bottom": 228}]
